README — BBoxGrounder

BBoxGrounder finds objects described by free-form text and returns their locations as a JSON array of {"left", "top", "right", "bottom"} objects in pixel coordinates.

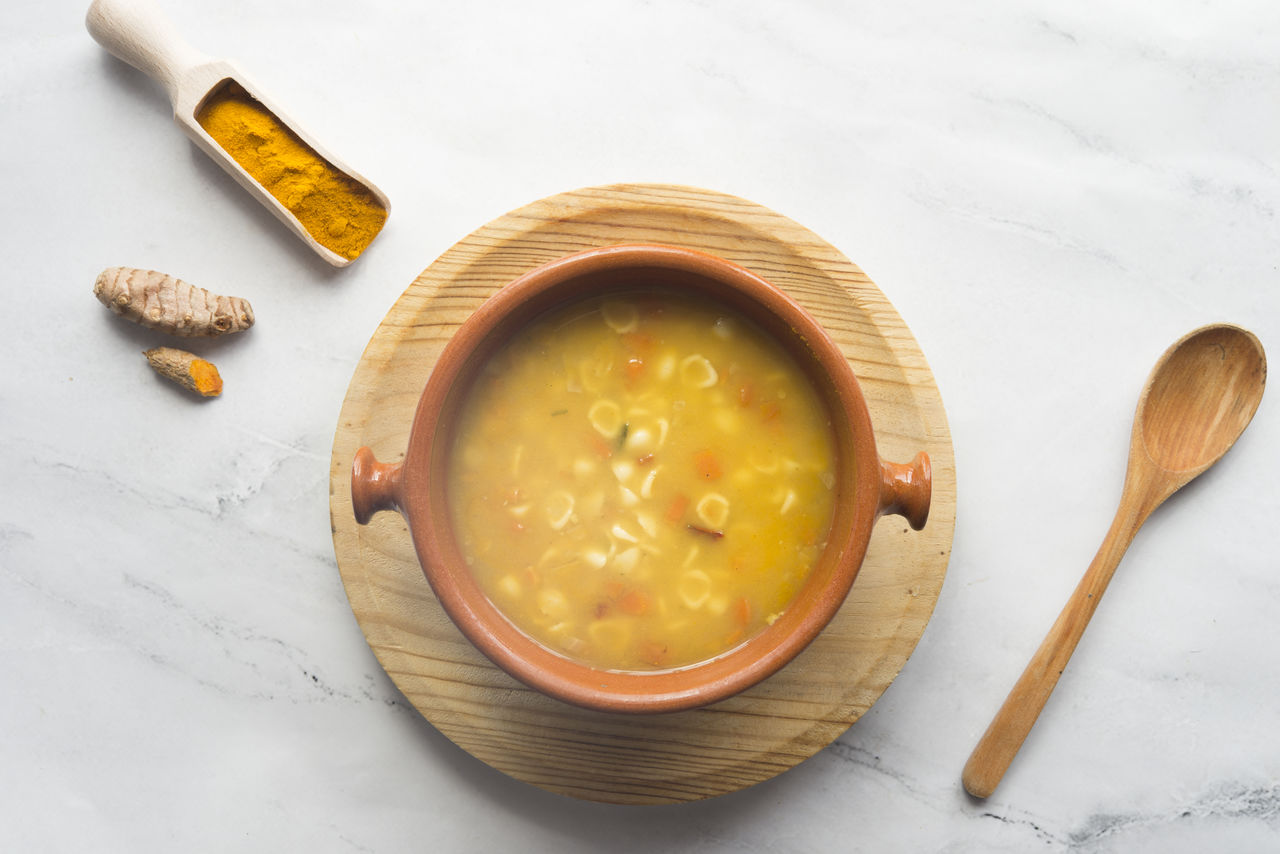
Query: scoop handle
[
  {"left": 351, "top": 447, "right": 405, "bottom": 525},
  {"left": 878, "top": 451, "right": 931, "bottom": 530},
  {"left": 960, "top": 503, "right": 1146, "bottom": 799},
  {"left": 86, "top": 0, "right": 211, "bottom": 104}
]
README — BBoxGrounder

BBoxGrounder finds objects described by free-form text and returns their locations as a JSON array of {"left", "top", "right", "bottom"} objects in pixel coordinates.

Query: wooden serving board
[{"left": 329, "top": 184, "right": 956, "bottom": 804}]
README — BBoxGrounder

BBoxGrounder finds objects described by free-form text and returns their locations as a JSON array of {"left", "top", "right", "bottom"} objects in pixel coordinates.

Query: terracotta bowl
[{"left": 351, "top": 244, "right": 931, "bottom": 713}]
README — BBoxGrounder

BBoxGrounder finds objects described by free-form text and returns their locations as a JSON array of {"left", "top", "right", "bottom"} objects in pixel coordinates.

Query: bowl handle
[
  {"left": 878, "top": 451, "right": 931, "bottom": 530},
  {"left": 351, "top": 446, "right": 405, "bottom": 525}
]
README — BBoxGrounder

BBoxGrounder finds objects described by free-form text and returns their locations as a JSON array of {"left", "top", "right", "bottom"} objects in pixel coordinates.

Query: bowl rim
[{"left": 394, "top": 243, "right": 884, "bottom": 713}]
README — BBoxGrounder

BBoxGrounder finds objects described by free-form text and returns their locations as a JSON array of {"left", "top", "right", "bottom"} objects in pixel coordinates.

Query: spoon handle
[
  {"left": 86, "top": 0, "right": 211, "bottom": 105},
  {"left": 961, "top": 506, "right": 1144, "bottom": 799}
]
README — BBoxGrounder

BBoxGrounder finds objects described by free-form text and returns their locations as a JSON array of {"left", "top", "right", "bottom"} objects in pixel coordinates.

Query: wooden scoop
[
  {"left": 86, "top": 0, "right": 389, "bottom": 267},
  {"left": 962, "top": 323, "right": 1266, "bottom": 799}
]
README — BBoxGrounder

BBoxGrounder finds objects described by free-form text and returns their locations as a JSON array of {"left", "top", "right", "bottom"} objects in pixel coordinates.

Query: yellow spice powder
[{"left": 196, "top": 85, "right": 387, "bottom": 260}]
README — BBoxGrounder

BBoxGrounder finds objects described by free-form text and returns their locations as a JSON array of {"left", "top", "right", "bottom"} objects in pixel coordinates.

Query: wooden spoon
[
  {"left": 962, "top": 323, "right": 1266, "bottom": 799},
  {"left": 86, "top": 0, "right": 389, "bottom": 267}
]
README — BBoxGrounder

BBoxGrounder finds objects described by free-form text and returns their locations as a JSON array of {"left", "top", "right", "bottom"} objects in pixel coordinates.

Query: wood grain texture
[
  {"left": 328, "top": 184, "right": 956, "bottom": 804},
  {"left": 961, "top": 324, "right": 1266, "bottom": 799}
]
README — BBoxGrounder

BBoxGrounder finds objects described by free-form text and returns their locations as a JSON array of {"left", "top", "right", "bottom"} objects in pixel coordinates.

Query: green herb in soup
[{"left": 447, "top": 291, "right": 837, "bottom": 670}]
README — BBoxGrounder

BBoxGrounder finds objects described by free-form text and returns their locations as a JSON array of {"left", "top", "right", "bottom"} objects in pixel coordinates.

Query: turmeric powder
[{"left": 196, "top": 84, "right": 387, "bottom": 261}]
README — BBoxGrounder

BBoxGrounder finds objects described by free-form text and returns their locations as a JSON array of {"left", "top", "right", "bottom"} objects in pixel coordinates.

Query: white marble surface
[{"left": 3, "top": 0, "right": 1278, "bottom": 850}]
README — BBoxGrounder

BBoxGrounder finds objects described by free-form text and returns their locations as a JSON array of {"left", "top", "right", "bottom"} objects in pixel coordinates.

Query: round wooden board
[{"left": 329, "top": 184, "right": 955, "bottom": 804}]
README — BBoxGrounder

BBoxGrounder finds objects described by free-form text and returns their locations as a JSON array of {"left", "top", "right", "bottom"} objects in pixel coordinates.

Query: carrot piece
[
  {"left": 603, "top": 580, "right": 625, "bottom": 599},
  {"left": 738, "top": 383, "right": 754, "bottom": 407},
  {"left": 760, "top": 401, "right": 782, "bottom": 422},
  {"left": 624, "top": 357, "right": 646, "bottom": 385},
  {"left": 619, "top": 589, "right": 651, "bottom": 616},
  {"left": 636, "top": 453, "right": 655, "bottom": 466},
  {"left": 665, "top": 493, "right": 690, "bottom": 522},
  {"left": 587, "top": 433, "right": 614, "bottom": 458},
  {"left": 693, "top": 449, "right": 722, "bottom": 480},
  {"left": 639, "top": 640, "right": 668, "bottom": 667},
  {"left": 732, "top": 596, "right": 751, "bottom": 626},
  {"left": 622, "top": 331, "right": 656, "bottom": 354}
]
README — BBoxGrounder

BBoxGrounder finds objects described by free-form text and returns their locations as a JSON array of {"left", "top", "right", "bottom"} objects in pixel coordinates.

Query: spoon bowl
[
  {"left": 1137, "top": 324, "right": 1266, "bottom": 475},
  {"left": 962, "top": 323, "right": 1266, "bottom": 799}
]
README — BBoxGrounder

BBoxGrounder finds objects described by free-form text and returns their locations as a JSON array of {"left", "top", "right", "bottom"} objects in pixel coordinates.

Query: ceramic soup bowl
[{"left": 351, "top": 244, "right": 930, "bottom": 713}]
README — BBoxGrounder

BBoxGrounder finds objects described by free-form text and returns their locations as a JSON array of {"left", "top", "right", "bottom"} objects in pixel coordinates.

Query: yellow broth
[{"left": 447, "top": 290, "right": 838, "bottom": 670}]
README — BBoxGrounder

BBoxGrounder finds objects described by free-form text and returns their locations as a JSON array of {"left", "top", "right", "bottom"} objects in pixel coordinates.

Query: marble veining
[{"left": 3, "top": 0, "right": 1278, "bottom": 850}]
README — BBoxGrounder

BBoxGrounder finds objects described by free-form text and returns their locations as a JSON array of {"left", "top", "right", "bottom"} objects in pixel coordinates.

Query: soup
[{"left": 447, "top": 289, "right": 838, "bottom": 671}]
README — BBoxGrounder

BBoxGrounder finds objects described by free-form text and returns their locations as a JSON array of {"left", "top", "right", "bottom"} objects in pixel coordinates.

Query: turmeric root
[
  {"left": 144, "top": 347, "right": 223, "bottom": 398},
  {"left": 94, "top": 267, "right": 254, "bottom": 337}
]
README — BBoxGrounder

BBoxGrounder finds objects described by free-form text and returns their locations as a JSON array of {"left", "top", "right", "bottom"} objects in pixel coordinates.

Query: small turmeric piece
[
  {"left": 144, "top": 347, "right": 223, "bottom": 398},
  {"left": 94, "top": 267, "right": 254, "bottom": 337}
]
